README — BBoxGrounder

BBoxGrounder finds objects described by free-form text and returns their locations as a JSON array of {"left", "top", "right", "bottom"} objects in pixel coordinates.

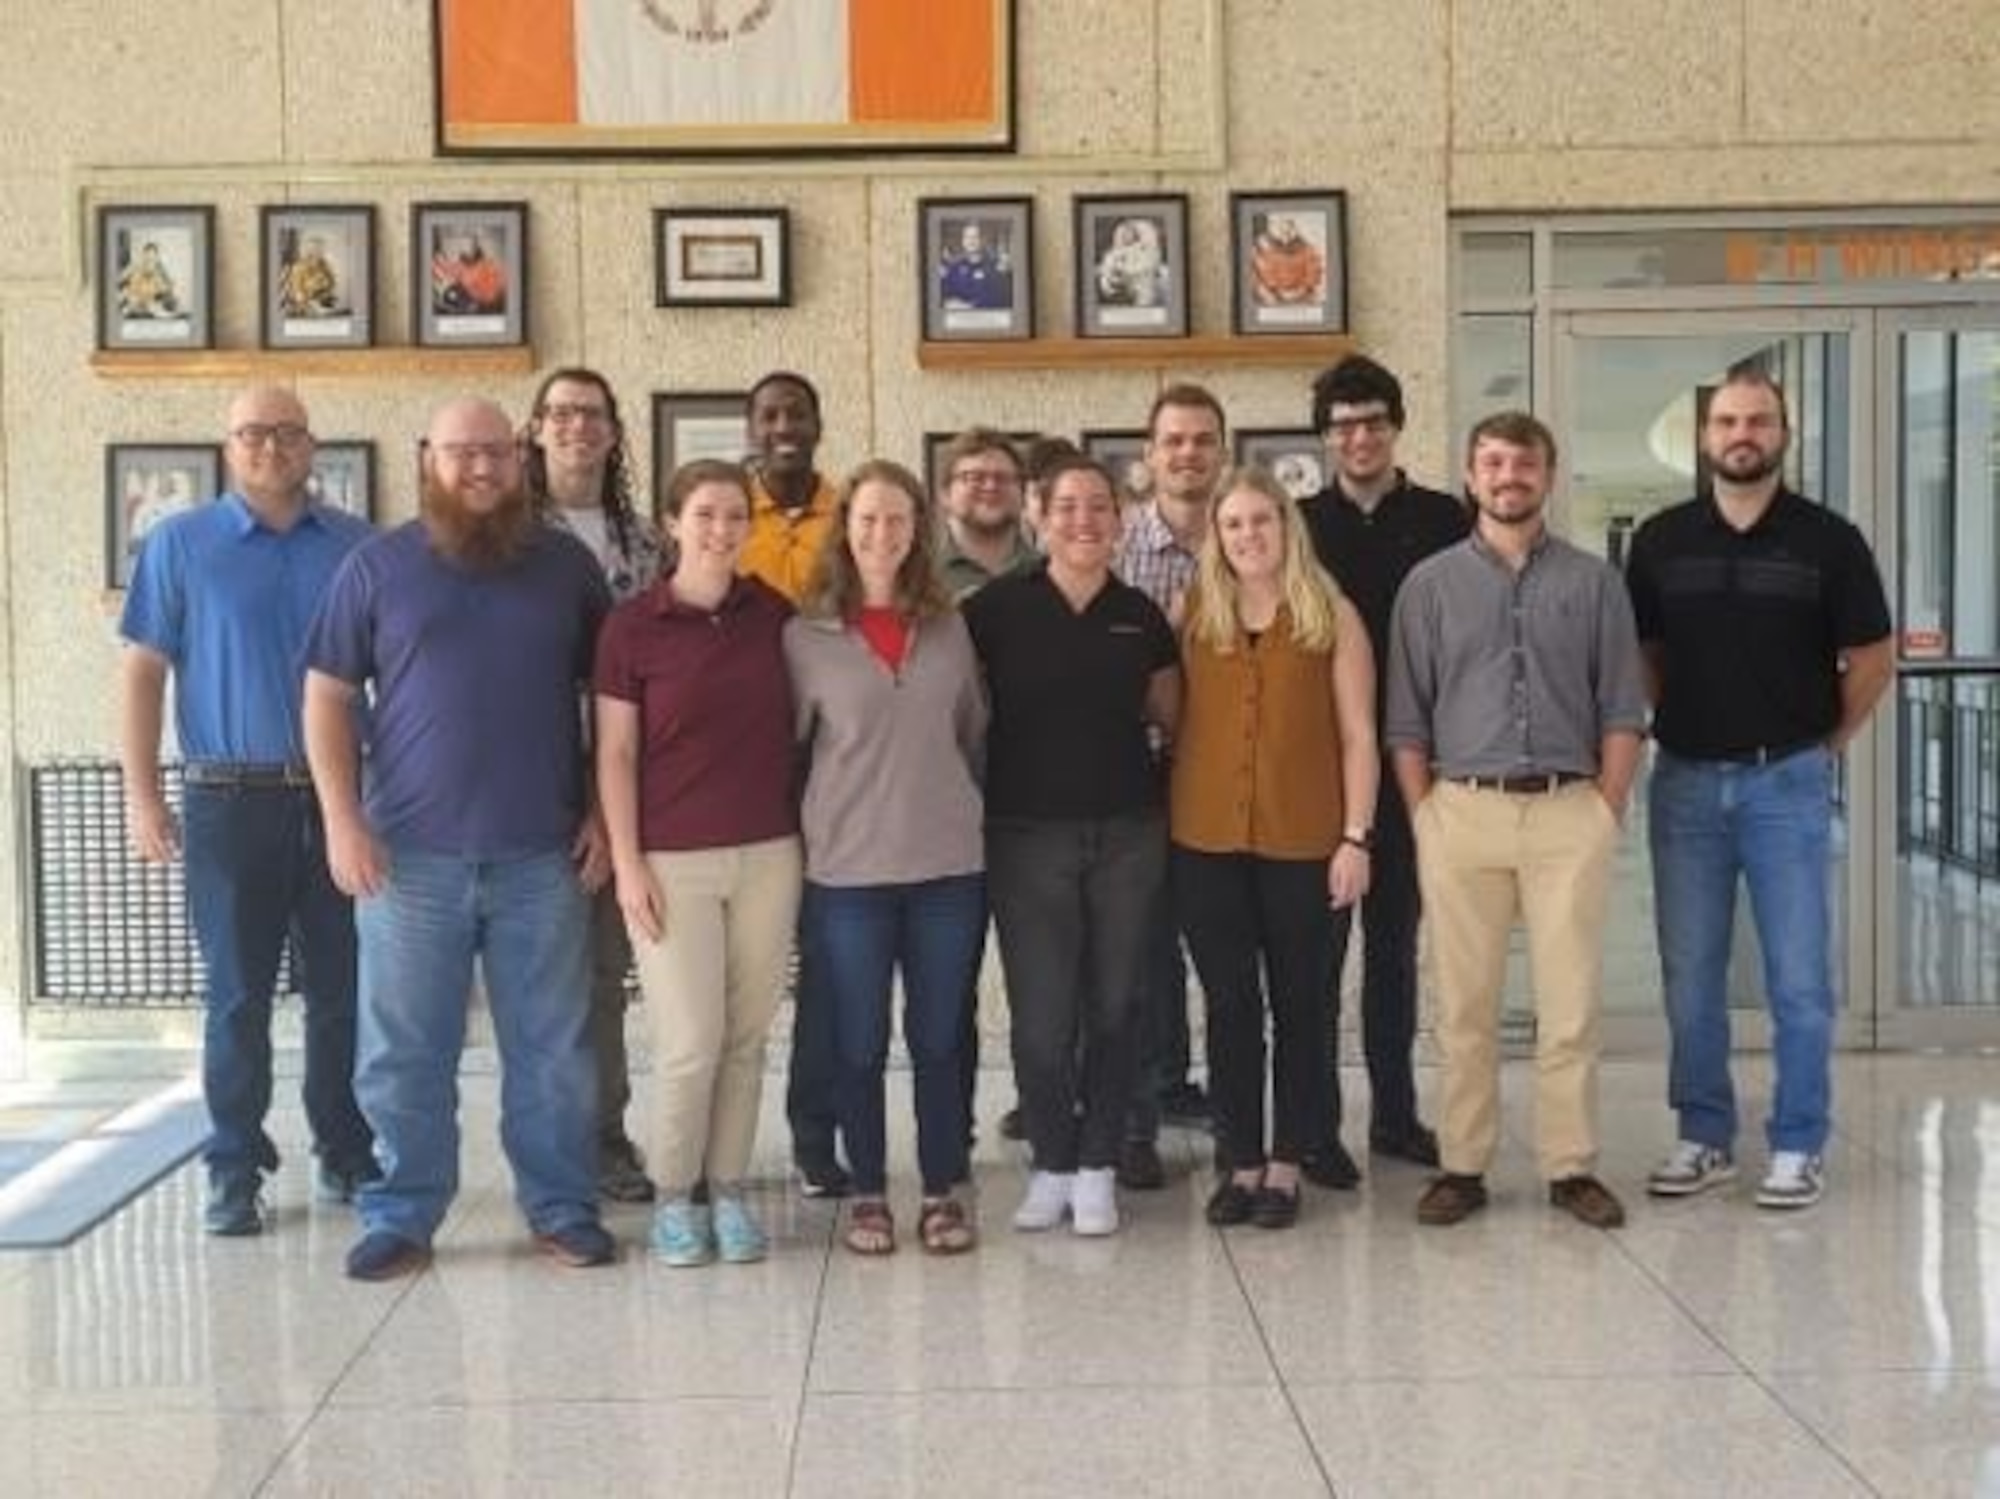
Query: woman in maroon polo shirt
[{"left": 595, "top": 459, "right": 800, "bottom": 1268}]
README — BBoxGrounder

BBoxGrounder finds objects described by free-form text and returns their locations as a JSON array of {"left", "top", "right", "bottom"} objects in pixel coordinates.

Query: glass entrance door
[
  {"left": 1877, "top": 311, "right": 2000, "bottom": 1043},
  {"left": 1550, "top": 312, "right": 1872, "bottom": 1048}
]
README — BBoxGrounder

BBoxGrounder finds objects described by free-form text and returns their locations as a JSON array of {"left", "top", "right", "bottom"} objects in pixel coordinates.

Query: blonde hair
[
  {"left": 1186, "top": 466, "right": 1341, "bottom": 654},
  {"left": 800, "top": 458, "right": 954, "bottom": 621}
]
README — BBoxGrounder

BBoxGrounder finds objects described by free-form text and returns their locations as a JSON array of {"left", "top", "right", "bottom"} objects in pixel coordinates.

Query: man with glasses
[
  {"left": 938, "top": 427, "right": 1037, "bottom": 599},
  {"left": 1298, "top": 355, "right": 1470, "bottom": 1185},
  {"left": 304, "top": 397, "right": 616, "bottom": 1280},
  {"left": 120, "top": 385, "right": 377, "bottom": 1236},
  {"left": 525, "top": 367, "right": 668, "bottom": 1206}
]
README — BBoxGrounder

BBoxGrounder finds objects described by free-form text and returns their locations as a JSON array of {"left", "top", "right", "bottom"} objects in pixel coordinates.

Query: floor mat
[{"left": 0, "top": 1076, "right": 206, "bottom": 1249}]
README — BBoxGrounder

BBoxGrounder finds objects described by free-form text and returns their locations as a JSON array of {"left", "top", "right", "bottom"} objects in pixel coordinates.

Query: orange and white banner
[{"left": 438, "top": 0, "right": 1009, "bottom": 150}]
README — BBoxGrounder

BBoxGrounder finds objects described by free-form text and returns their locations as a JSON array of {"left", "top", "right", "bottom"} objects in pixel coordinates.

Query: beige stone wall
[{"left": 1, "top": 0, "right": 1997, "bottom": 1016}]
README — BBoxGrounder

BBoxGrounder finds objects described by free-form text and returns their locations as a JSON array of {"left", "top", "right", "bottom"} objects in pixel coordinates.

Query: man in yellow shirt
[{"left": 738, "top": 372, "right": 834, "bottom": 604}]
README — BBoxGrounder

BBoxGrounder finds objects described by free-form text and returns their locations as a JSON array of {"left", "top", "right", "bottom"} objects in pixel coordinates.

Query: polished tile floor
[{"left": 2, "top": 1052, "right": 1997, "bottom": 1497}]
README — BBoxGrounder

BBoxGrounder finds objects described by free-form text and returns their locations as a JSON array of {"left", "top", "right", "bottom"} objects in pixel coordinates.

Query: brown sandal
[
  {"left": 918, "top": 1196, "right": 976, "bottom": 1255},
  {"left": 843, "top": 1198, "right": 896, "bottom": 1256}
]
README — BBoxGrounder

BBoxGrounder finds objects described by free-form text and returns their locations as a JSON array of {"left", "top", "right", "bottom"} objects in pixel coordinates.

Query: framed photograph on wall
[
  {"left": 435, "top": 0, "right": 1015, "bottom": 156},
  {"left": 1080, "top": 428, "right": 1153, "bottom": 503},
  {"left": 1230, "top": 190, "right": 1347, "bottom": 335},
  {"left": 919, "top": 196, "right": 1033, "bottom": 341},
  {"left": 652, "top": 392, "right": 750, "bottom": 507},
  {"left": 655, "top": 209, "right": 790, "bottom": 307},
  {"left": 260, "top": 205, "right": 375, "bottom": 350},
  {"left": 1073, "top": 194, "right": 1189, "bottom": 339},
  {"left": 412, "top": 201, "right": 528, "bottom": 346},
  {"left": 105, "top": 443, "right": 220, "bottom": 590},
  {"left": 308, "top": 441, "right": 377, "bottom": 521},
  {"left": 1235, "top": 428, "right": 1328, "bottom": 501},
  {"left": 96, "top": 205, "right": 214, "bottom": 352}
]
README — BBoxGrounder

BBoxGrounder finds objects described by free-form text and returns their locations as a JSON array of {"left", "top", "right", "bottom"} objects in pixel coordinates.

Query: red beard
[{"left": 421, "top": 476, "right": 536, "bottom": 568}]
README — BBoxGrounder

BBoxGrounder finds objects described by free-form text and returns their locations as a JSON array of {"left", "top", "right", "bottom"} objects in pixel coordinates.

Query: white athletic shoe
[{"left": 1012, "top": 1171, "right": 1074, "bottom": 1231}]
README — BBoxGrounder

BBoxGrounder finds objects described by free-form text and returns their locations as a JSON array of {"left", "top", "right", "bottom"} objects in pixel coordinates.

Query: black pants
[
  {"left": 1323, "top": 769, "right": 1423, "bottom": 1140},
  {"left": 1174, "top": 846, "right": 1344, "bottom": 1171},
  {"left": 988, "top": 814, "right": 1164, "bottom": 1174}
]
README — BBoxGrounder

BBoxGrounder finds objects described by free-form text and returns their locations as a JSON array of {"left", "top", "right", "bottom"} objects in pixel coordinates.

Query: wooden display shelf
[
  {"left": 89, "top": 347, "right": 537, "bottom": 380},
  {"left": 917, "top": 333, "right": 1354, "bottom": 372}
]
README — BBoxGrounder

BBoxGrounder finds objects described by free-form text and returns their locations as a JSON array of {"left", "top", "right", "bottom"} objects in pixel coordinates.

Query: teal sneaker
[
  {"left": 650, "top": 1199, "right": 714, "bottom": 1267},
  {"left": 711, "top": 1192, "right": 768, "bottom": 1264}
]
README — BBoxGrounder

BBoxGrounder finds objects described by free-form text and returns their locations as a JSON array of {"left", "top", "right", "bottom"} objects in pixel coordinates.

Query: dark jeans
[
  {"left": 583, "top": 887, "right": 636, "bottom": 1145},
  {"left": 1323, "top": 769, "right": 1424, "bottom": 1141},
  {"left": 1126, "top": 889, "right": 1191, "bottom": 1143},
  {"left": 988, "top": 814, "right": 1165, "bottom": 1174},
  {"left": 803, "top": 874, "right": 987, "bottom": 1195},
  {"left": 1174, "top": 847, "right": 1343, "bottom": 1170},
  {"left": 785, "top": 925, "right": 843, "bottom": 1169},
  {"left": 182, "top": 783, "right": 372, "bottom": 1182}
]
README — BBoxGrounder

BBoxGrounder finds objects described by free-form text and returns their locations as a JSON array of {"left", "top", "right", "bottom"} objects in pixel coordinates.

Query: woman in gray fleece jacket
[{"left": 785, "top": 460, "right": 989, "bottom": 1256}]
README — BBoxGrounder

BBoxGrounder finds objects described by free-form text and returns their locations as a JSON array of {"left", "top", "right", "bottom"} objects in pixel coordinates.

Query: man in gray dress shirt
[{"left": 1385, "top": 410, "right": 1647, "bottom": 1230}]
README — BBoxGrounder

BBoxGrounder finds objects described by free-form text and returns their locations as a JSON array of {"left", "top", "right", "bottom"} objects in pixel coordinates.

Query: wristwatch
[{"left": 1341, "top": 825, "right": 1374, "bottom": 852}]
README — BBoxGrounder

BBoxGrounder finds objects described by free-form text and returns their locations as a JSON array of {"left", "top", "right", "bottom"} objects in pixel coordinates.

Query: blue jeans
[
  {"left": 353, "top": 847, "right": 598, "bottom": 1245},
  {"left": 1649, "top": 746, "right": 1838, "bottom": 1155},
  {"left": 182, "top": 784, "right": 372, "bottom": 1181},
  {"left": 803, "top": 874, "right": 986, "bottom": 1195}
]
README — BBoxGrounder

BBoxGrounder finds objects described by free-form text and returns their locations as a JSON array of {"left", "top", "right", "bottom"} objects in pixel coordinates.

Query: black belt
[
  {"left": 184, "top": 761, "right": 314, "bottom": 789},
  {"left": 1453, "top": 772, "right": 1591, "bottom": 795},
  {"left": 1700, "top": 738, "right": 1822, "bottom": 767}
]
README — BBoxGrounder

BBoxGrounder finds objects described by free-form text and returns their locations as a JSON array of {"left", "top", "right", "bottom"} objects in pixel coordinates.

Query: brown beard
[{"left": 421, "top": 476, "right": 537, "bottom": 568}]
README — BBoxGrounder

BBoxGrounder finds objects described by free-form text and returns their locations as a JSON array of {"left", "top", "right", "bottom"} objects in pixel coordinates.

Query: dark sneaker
[
  {"left": 1205, "top": 1180, "right": 1256, "bottom": 1227},
  {"left": 598, "top": 1136, "right": 658, "bottom": 1204},
  {"left": 1416, "top": 1173, "right": 1489, "bottom": 1226},
  {"left": 1646, "top": 1141, "right": 1737, "bottom": 1198},
  {"left": 345, "top": 1230, "right": 430, "bottom": 1282},
  {"left": 1158, "top": 1081, "right": 1212, "bottom": 1127},
  {"left": 1369, "top": 1121, "right": 1441, "bottom": 1167},
  {"left": 535, "top": 1220, "right": 618, "bottom": 1268},
  {"left": 1301, "top": 1140, "right": 1362, "bottom": 1191},
  {"left": 796, "top": 1158, "right": 853, "bottom": 1200},
  {"left": 1549, "top": 1174, "right": 1626, "bottom": 1229},
  {"left": 1755, "top": 1151, "right": 1825, "bottom": 1210},
  {"left": 1116, "top": 1138, "right": 1167, "bottom": 1191},
  {"left": 998, "top": 1107, "right": 1026, "bottom": 1142},
  {"left": 314, "top": 1160, "right": 380, "bottom": 1206},
  {"left": 204, "top": 1173, "right": 265, "bottom": 1237},
  {"left": 1250, "top": 1184, "right": 1302, "bottom": 1230}
]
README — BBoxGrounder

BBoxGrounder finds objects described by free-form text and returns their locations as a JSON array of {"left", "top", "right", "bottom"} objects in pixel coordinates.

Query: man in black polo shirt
[
  {"left": 1626, "top": 364, "right": 1892, "bottom": 1212},
  {"left": 1298, "top": 356, "right": 1469, "bottom": 1184}
]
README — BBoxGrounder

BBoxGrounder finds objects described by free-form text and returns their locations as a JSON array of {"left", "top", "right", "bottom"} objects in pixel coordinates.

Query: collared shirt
[
  {"left": 594, "top": 573, "right": 798, "bottom": 853},
  {"left": 121, "top": 492, "right": 373, "bottom": 764},
  {"left": 1111, "top": 500, "right": 1199, "bottom": 611},
  {"left": 739, "top": 470, "right": 835, "bottom": 604},
  {"left": 1386, "top": 531, "right": 1647, "bottom": 779},
  {"left": 940, "top": 527, "right": 1040, "bottom": 600},
  {"left": 1625, "top": 488, "right": 1892, "bottom": 759},
  {"left": 1299, "top": 472, "right": 1470, "bottom": 718}
]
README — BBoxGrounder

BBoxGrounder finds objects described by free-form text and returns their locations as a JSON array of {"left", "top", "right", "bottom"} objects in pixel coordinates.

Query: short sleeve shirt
[
  {"left": 963, "top": 569, "right": 1178, "bottom": 820},
  {"left": 1625, "top": 490, "right": 1892, "bottom": 757}
]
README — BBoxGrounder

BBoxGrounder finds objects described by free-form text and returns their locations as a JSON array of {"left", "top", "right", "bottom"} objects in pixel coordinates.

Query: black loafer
[
  {"left": 1369, "top": 1122, "right": 1441, "bottom": 1167},
  {"left": 1250, "top": 1184, "right": 1301, "bottom": 1229},
  {"left": 1205, "top": 1181, "right": 1257, "bottom": 1226},
  {"left": 1301, "top": 1140, "right": 1361, "bottom": 1190},
  {"left": 1117, "top": 1138, "right": 1167, "bottom": 1191}
]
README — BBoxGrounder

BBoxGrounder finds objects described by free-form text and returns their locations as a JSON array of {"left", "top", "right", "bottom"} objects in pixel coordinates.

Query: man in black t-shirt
[
  {"left": 1297, "top": 356, "right": 1469, "bottom": 1186},
  {"left": 1625, "top": 363, "right": 1892, "bottom": 1213}
]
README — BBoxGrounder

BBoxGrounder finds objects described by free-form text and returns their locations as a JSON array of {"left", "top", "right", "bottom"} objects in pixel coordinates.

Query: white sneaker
[
  {"left": 1646, "top": 1141, "right": 1738, "bottom": 1197},
  {"left": 1070, "top": 1167, "right": 1120, "bottom": 1237},
  {"left": 1755, "top": 1151, "right": 1825, "bottom": 1209},
  {"left": 1012, "top": 1171, "right": 1074, "bottom": 1231}
]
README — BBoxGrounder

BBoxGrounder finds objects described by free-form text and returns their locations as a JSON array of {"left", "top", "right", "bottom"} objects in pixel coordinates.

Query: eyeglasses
[
  {"left": 428, "top": 440, "right": 519, "bottom": 465},
  {"left": 1326, "top": 414, "right": 1394, "bottom": 439},
  {"left": 951, "top": 467, "right": 1020, "bottom": 487},
  {"left": 231, "top": 423, "right": 312, "bottom": 449},
  {"left": 539, "top": 403, "right": 612, "bottom": 426}
]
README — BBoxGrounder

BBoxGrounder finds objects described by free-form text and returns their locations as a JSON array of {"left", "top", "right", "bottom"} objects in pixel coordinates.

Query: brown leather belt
[{"left": 1453, "top": 772, "right": 1590, "bottom": 795}]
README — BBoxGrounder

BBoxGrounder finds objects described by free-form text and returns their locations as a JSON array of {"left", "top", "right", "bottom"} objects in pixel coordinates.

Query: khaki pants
[
  {"left": 1413, "top": 781, "right": 1620, "bottom": 1181},
  {"left": 629, "top": 836, "right": 803, "bottom": 1195}
]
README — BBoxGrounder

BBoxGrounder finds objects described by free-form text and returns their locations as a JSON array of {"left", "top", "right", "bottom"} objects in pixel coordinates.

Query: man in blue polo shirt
[
  {"left": 1627, "top": 364, "right": 1893, "bottom": 1211},
  {"left": 304, "top": 396, "right": 616, "bottom": 1281},
  {"left": 119, "top": 384, "right": 377, "bottom": 1237}
]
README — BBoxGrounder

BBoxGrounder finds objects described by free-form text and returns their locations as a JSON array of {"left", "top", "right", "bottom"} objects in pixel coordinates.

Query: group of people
[{"left": 117, "top": 349, "right": 1891, "bottom": 1282}]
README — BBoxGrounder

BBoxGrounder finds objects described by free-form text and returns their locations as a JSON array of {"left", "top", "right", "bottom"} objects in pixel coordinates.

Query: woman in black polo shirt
[{"left": 962, "top": 454, "right": 1179, "bottom": 1238}]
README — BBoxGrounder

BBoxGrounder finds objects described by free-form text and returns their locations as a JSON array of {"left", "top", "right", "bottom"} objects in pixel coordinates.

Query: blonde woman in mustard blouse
[{"left": 1170, "top": 467, "right": 1378, "bottom": 1230}]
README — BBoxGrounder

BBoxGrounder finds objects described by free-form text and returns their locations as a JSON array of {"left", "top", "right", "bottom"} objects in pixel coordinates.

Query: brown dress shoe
[
  {"left": 1416, "top": 1173, "right": 1488, "bottom": 1226},
  {"left": 1549, "top": 1174, "right": 1626, "bottom": 1228}
]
